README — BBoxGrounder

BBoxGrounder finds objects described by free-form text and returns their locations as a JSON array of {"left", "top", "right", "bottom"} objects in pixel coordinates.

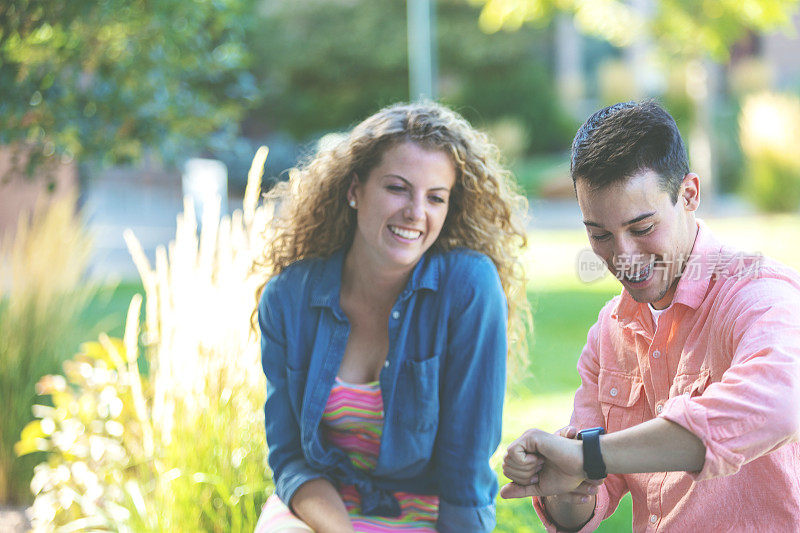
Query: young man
[{"left": 502, "top": 101, "right": 800, "bottom": 531}]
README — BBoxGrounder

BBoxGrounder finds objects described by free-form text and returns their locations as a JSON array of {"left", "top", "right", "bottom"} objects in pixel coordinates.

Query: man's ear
[{"left": 680, "top": 173, "right": 700, "bottom": 211}]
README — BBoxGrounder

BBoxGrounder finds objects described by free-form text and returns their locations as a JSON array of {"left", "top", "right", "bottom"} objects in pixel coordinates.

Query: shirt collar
[
  {"left": 310, "top": 248, "right": 441, "bottom": 314},
  {"left": 612, "top": 219, "right": 723, "bottom": 327}
]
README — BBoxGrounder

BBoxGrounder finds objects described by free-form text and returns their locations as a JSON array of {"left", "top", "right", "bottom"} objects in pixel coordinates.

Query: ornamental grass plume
[
  {"left": 0, "top": 193, "right": 96, "bottom": 505},
  {"left": 19, "top": 147, "right": 275, "bottom": 531}
]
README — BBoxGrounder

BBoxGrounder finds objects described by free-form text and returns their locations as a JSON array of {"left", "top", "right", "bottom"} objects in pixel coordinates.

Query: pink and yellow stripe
[{"left": 255, "top": 377, "right": 438, "bottom": 532}]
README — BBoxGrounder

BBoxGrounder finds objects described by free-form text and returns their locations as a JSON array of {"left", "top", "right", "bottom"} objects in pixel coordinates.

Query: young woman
[{"left": 253, "top": 102, "right": 530, "bottom": 532}]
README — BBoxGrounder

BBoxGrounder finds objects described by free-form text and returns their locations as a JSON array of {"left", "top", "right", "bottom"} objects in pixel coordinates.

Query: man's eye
[{"left": 632, "top": 225, "right": 654, "bottom": 236}]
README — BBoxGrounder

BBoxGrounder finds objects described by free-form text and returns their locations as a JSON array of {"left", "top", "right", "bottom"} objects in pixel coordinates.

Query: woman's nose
[{"left": 404, "top": 197, "right": 424, "bottom": 221}]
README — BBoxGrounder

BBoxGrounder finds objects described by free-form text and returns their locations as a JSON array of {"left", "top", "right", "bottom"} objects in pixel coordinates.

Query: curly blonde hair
[{"left": 253, "top": 101, "right": 531, "bottom": 354}]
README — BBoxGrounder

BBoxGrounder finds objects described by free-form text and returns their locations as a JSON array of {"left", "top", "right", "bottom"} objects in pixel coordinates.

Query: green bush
[
  {"left": 17, "top": 323, "right": 270, "bottom": 532},
  {"left": 739, "top": 92, "right": 800, "bottom": 212},
  {"left": 747, "top": 156, "right": 800, "bottom": 212},
  {"left": 18, "top": 149, "right": 274, "bottom": 530},
  {"left": 0, "top": 195, "right": 96, "bottom": 504}
]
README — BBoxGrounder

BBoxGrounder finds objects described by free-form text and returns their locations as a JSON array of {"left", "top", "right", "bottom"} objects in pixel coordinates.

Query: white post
[
  {"left": 407, "top": 0, "right": 437, "bottom": 100},
  {"left": 182, "top": 158, "right": 228, "bottom": 225}
]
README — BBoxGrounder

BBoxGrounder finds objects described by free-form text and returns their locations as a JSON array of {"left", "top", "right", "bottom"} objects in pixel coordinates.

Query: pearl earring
[{"left": 349, "top": 200, "right": 356, "bottom": 208}]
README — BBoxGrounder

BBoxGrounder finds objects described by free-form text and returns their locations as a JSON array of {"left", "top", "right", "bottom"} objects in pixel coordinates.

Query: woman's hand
[{"left": 290, "top": 478, "right": 355, "bottom": 533}]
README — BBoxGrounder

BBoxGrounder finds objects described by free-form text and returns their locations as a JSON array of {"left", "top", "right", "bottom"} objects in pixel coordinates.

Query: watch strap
[{"left": 578, "top": 426, "right": 607, "bottom": 480}]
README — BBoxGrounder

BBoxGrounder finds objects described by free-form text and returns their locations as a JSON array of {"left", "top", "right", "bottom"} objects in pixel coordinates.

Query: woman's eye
[
  {"left": 632, "top": 225, "right": 654, "bottom": 236},
  {"left": 590, "top": 233, "right": 611, "bottom": 242},
  {"left": 387, "top": 185, "right": 406, "bottom": 192},
  {"left": 429, "top": 195, "right": 446, "bottom": 204}
]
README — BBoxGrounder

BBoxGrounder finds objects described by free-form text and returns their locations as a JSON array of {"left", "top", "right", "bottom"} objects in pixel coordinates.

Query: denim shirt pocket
[
  {"left": 598, "top": 369, "right": 645, "bottom": 432},
  {"left": 395, "top": 355, "right": 441, "bottom": 432}
]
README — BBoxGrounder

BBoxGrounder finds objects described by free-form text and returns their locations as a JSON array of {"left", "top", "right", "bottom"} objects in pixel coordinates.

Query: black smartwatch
[{"left": 577, "top": 426, "right": 607, "bottom": 480}]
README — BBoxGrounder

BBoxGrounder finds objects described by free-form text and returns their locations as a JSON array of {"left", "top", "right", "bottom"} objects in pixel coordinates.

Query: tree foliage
[
  {"left": 251, "top": 0, "right": 574, "bottom": 153},
  {"left": 472, "top": 0, "right": 799, "bottom": 60},
  {"left": 0, "top": 0, "right": 259, "bottom": 170}
]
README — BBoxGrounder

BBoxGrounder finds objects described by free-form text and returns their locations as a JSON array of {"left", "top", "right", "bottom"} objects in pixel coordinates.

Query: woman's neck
[{"left": 341, "top": 244, "right": 412, "bottom": 310}]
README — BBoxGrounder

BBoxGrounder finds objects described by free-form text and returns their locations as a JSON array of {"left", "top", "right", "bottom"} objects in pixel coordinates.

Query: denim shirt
[{"left": 258, "top": 247, "right": 507, "bottom": 532}]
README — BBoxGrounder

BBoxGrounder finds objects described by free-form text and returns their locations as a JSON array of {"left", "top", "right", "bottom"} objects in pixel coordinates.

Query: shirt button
[
  {"left": 609, "top": 387, "right": 618, "bottom": 397},
  {"left": 652, "top": 350, "right": 661, "bottom": 359},
  {"left": 391, "top": 310, "right": 400, "bottom": 320},
  {"left": 649, "top": 514, "right": 658, "bottom": 524},
  {"left": 656, "top": 404, "right": 663, "bottom": 414},
  {"left": 384, "top": 360, "right": 390, "bottom": 368}
]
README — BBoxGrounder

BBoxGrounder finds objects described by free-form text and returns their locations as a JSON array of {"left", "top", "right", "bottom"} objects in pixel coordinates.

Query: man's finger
[
  {"left": 502, "top": 464, "right": 541, "bottom": 484},
  {"left": 499, "top": 482, "right": 545, "bottom": 500},
  {"left": 556, "top": 425, "right": 579, "bottom": 439}
]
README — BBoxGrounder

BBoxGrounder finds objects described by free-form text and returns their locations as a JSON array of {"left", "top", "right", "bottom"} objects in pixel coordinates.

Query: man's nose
[{"left": 614, "top": 235, "right": 639, "bottom": 265}]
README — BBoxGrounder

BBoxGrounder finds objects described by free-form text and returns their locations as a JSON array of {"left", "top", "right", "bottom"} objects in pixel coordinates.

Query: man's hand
[{"left": 500, "top": 428, "right": 594, "bottom": 499}]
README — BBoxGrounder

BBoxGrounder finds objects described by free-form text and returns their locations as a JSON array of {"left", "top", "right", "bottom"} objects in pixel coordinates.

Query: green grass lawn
[{"left": 79, "top": 281, "right": 145, "bottom": 339}]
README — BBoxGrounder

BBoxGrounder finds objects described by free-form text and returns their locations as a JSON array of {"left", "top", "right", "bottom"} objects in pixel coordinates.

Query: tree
[
  {"left": 250, "top": 0, "right": 574, "bottom": 153},
  {"left": 471, "top": 0, "right": 800, "bottom": 198},
  {"left": 472, "top": 0, "right": 798, "bottom": 62},
  {"left": 0, "top": 0, "right": 259, "bottom": 175}
]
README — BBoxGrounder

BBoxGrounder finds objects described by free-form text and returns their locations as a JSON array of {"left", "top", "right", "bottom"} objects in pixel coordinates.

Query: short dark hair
[{"left": 570, "top": 100, "right": 689, "bottom": 203}]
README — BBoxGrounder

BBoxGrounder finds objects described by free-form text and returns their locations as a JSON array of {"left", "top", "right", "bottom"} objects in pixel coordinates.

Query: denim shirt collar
[{"left": 309, "top": 248, "right": 441, "bottom": 318}]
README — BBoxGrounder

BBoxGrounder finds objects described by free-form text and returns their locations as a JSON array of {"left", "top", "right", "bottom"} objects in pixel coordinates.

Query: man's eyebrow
[
  {"left": 583, "top": 212, "right": 656, "bottom": 228},
  {"left": 382, "top": 174, "right": 451, "bottom": 192}
]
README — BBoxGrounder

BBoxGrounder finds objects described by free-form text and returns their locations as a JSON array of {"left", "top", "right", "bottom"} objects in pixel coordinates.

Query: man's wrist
[{"left": 577, "top": 427, "right": 607, "bottom": 479}]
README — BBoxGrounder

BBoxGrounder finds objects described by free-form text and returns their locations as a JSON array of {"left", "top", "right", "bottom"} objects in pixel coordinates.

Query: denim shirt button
[
  {"left": 391, "top": 310, "right": 400, "bottom": 320},
  {"left": 384, "top": 360, "right": 390, "bottom": 368}
]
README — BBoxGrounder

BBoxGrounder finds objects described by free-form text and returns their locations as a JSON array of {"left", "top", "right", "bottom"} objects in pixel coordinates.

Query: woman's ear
[{"left": 347, "top": 174, "right": 360, "bottom": 209}]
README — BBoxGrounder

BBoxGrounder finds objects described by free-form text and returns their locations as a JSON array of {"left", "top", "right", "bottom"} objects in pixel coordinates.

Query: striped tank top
[{"left": 321, "top": 376, "right": 439, "bottom": 531}]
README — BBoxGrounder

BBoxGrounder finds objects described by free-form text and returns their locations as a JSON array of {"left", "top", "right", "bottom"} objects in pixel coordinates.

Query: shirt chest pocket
[
  {"left": 670, "top": 369, "right": 711, "bottom": 398},
  {"left": 394, "top": 355, "right": 440, "bottom": 432},
  {"left": 598, "top": 370, "right": 646, "bottom": 432}
]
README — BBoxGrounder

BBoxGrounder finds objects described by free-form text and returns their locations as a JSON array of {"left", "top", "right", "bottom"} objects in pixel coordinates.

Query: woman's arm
[
  {"left": 435, "top": 254, "right": 508, "bottom": 532},
  {"left": 259, "top": 279, "right": 342, "bottom": 518}
]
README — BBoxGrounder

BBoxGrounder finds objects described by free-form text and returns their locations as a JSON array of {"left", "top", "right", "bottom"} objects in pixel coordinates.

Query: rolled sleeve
[
  {"left": 532, "top": 485, "right": 610, "bottom": 533},
  {"left": 435, "top": 254, "right": 507, "bottom": 533},
  {"left": 659, "top": 276, "right": 800, "bottom": 481},
  {"left": 273, "top": 457, "right": 328, "bottom": 506},
  {"left": 259, "top": 280, "right": 325, "bottom": 506},
  {"left": 436, "top": 500, "right": 495, "bottom": 533}
]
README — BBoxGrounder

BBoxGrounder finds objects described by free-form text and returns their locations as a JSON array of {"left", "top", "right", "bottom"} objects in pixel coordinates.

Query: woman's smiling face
[{"left": 347, "top": 142, "right": 456, "bottom": 273}]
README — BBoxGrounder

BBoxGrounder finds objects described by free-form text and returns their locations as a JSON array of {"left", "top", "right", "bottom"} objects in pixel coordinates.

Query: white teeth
[
  {"left": 626, "top": 264, "right": 651, "bottom": 282},
  {"left": 389, "top": 225, "right": 422, "bottom": 240}
]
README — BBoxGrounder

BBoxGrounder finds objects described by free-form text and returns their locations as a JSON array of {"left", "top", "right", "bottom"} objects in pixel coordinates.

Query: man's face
[{"left": 576, "top": 170, "right": 699, "bottom": 309}]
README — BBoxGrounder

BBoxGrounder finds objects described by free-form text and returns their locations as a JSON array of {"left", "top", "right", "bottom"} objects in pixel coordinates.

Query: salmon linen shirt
[{"left": 533, "top": 221, "right": 800, "bottom": 532}]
